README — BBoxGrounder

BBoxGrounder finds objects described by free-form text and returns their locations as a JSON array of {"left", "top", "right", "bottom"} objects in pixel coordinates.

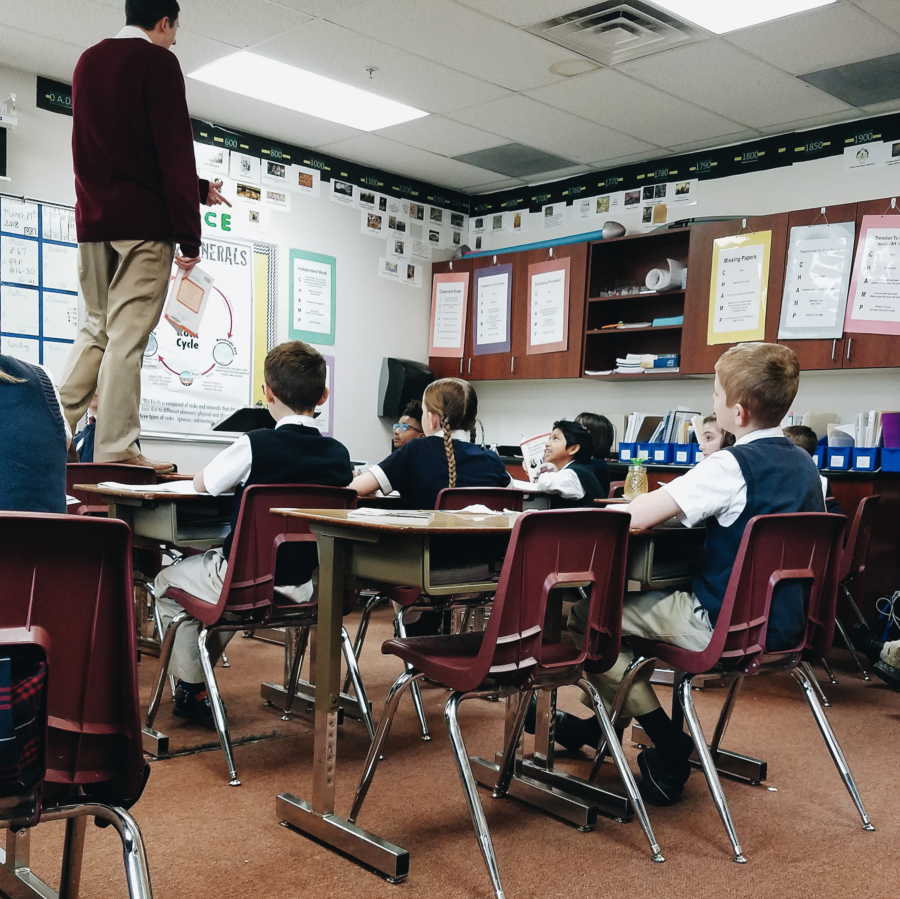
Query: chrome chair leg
[
  {"left": 801, "top": 660, "right": 831, "bottom": 708},
  {"left": 834, "top": 617, "right": 870, "bottom": 681},
  {"left": 146, "top": 582, "right": 177, "bottom": 698},
  {"left": 145, "top": 611, "right": 189, "bottom": 728},
  {"left": 791, "top": 666, "right": 875, "bottom": 831},
  {"left": 820, "top": 652, "right": 839, "bottom": 686},
  {"left": 342, "top": 592, "right": 381, "bottom": 694},
  {"left": 220, "top": 652, "right": 231, "bottom": 668},
  {"left": 580, "top": 677, "right": 665, "bottom": 863},
  {"left": 395, "top": 605, "right": 431, "bottom": 741},
  {"left": 493, "top": 689, "right": 532, "bottom": 798},
  {"left": 445, "top": 692, "right": 505, "bottom": 899},
  {"left": 281, "top": 626, "right": 310, "bottom": 720},
  {"left": 590, "top": 654, "right": 656, "bottom": 782},
  {"left": 199, "top": 627, "right": 240, "bottom": 786},
  {"left": 341, "top": 626, "right": 376, "bottom": 740},
  {"left": 679, "top": 676, "right": 747, "bottom": 863},
  {"left": 348, "top": 670, "right": 423, "bottom": 823}
]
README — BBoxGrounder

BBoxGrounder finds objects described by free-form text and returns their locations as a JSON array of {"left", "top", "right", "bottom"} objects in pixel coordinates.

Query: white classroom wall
[{"left": 3, "top": 59, "right": 900, "bottom": 464}]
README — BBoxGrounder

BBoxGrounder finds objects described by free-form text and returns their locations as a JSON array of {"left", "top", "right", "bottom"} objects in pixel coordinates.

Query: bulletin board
[{"left": 0, "top": 195, "right": 78, "bottom": 380}]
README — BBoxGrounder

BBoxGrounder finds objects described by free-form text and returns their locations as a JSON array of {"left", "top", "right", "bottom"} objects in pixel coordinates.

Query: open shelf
[
  {"left": 586, "top": 325, "right": 682, "bottom": 336},
  {"left": 583, "top": 370, "right": 683, "bottom": 381},
  {"left": 588, "top": 288, "right": 684, "bottom": 304}
]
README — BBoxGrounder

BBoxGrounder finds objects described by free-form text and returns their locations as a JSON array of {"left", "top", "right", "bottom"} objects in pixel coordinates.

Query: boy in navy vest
[
  {"left": 153, "top": 341, "right": 352, "bottom": 725},
  {"left": 534, "top": 420, "right": 604, "bottom": 507},
  {"left": 562, "top": 343, "right": 824, "bottom": 803}
]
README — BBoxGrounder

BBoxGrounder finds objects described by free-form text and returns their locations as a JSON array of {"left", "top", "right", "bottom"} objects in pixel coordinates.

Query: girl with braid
[{"left": 351, "top": 378, "right": 510, "bottom": 508}]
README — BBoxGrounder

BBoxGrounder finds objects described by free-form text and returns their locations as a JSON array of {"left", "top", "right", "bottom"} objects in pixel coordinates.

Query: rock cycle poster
[{"left": 140, "top": 236, "right": 253, "bottom": 436}]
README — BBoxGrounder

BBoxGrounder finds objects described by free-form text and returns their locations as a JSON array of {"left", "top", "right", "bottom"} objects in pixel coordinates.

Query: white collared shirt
[
  {"left": 662, "top": 427, "right": 784, "bottom": 528},
  {"left": 535, "top": 462, "right": 584, "bottom": 501},
  {"left": 202, "top": 414, "right": 319, "bottom": 496},
  {"left": 114, "top": 25, "right": 152, "bottom": 42}
]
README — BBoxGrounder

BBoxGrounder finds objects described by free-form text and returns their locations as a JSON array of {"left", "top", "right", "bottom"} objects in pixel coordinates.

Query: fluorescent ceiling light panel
[
  {"left": 650, "top": 0, "right": 836, "bottom": 34},
  {"left": 189, "top": 51, "right": 428, "bottom": 131}
]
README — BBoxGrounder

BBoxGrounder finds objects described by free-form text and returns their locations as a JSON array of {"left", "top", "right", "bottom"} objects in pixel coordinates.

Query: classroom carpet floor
[{"left": 24, "top": 604, "right": 900, "bottom": 898}]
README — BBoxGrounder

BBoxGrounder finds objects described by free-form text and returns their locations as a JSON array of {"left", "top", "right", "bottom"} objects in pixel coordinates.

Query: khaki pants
[
  {"left": 154, "top": 549, "right": 313, "bottom": 683},
  {"left": 569, "top": 590, "right": 713, "bottom": 718},
  {"left": 60, "top": 240, "right": 174, "bottom": 461}
]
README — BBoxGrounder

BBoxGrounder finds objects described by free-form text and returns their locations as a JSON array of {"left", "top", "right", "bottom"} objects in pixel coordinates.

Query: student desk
[
  {"left": 72, "top": 484, "right": 232, "bottom": 551},
  {"left": 269, "top": 507, "right": 519, "bottom": 880}
]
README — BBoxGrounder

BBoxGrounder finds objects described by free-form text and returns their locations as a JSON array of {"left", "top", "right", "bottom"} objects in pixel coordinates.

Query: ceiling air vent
[{"left": 527, "top": 1, "right": 699, "bottom": 66}]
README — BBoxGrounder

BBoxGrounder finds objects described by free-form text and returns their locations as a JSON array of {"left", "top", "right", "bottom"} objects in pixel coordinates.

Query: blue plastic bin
[
  {"left": 826, "top": 446, "right": 852, "bottom": 470},
  {"left": 619, "top": 442, "right": 636, "bottom": 462},
  {"left": 852, "top": 448, "right": 880, "bottom": 471},
  {"left": 673, "top": 443, "right": 694, "bottom": 465},
  {"left": 650, "top": 443, "right": 673, "bottom": 463},
  {"left": 636, "top": 442, "right": 651, "bottom": 461},
  {"left": 882, "top": 447, "right": 900, "bottom": 472}
]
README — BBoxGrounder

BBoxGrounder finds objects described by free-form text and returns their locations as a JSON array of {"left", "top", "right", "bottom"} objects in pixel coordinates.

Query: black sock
[{"left": 637, "top": 708, "right": 691, "bottom": 762}]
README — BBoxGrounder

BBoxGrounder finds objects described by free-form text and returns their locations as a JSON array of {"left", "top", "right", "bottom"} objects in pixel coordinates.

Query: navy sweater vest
[
  {"left": 549, "top": 462, "right": 605, "bottom": 509},
  {"left": 223, "top": 424, "right": 352, "bottom": 584},
  {"left": 693, "top": 437, "right": 825, "bottom": 650},
  {"left": 0, "top": 356, "right": 66, "bottom": 513}
]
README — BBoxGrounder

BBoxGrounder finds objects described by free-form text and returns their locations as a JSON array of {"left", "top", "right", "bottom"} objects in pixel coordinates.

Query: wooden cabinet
[
  {"left": 428, "top": 259, "right": 472, "bottom": 379},
  {"left": 841, "top": 197, "right": 900, "bottom": 370},
  {"left": 775, "top": 203, "right": 858, "bottom": 371},
  {"left": 681, "top": 214, "right": 788, "bottom": 374},
  {"left": 466, "top": 251, "right": 522, "bottom": 381}
]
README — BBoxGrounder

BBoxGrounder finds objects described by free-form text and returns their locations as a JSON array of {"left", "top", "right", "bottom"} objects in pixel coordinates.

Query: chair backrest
[
  {"left": 702, "top": 513, "right": 845, "bottom": 674},
  {"left": 608, "top": 480, "right": 625, "bottom": 498},
  {"left": 436, "top": 487, "right": 524, "bottom": 512},
  {"left": 838, "top": 494, "right": 879, "bottom": 586},
  {"left": 66, "top": 463, "right": 156, "bottom": 515},
  {"left": 456, "top": 508, "right": 631, "bottom": 693},
  {"left": 217, "top": 484, "right": 357, "bottom": 615},
  {"left": 0, "top": 514, "right": 146, "bottom": 810}
]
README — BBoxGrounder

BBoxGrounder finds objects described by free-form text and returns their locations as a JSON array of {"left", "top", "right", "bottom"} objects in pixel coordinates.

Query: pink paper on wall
[
  {"left": 845, "top": 214, "right": 900, "bottom": 336},
  {"left": 428, "top": 271, "right": 469, "bottom": 357}
]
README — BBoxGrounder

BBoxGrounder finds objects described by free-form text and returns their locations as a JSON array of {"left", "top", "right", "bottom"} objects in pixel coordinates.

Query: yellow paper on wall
[{"left": 707, "top": 230, "right": 771, "bottom": 345}]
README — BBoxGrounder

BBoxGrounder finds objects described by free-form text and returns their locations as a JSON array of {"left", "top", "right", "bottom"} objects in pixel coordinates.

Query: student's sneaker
[
  {"left": 873, "top": 640, "right": 900, "bottom": 690},
  {"left": 173, "top": 681, "right": 215, "bottom": 728},
  {"left": 636, "top": 732, "right": 694, "bottom": 806}
]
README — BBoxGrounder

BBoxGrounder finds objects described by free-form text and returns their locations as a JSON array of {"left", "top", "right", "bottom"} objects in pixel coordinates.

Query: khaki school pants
[
  {"left": 60, "top": 240, "right": 174, "bottom": 461},
  {"left": 568, "top": 589, "right": 713, "bottom": 718}
]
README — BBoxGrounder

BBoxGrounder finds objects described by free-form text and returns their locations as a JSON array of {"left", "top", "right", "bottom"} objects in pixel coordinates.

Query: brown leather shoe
[{"left": 105, "top": 454, "right": 176, "bottom": 474}]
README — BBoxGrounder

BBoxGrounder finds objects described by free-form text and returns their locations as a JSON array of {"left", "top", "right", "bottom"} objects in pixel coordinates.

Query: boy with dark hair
[
  {"left": 784, "top": 424, "right": 831, "bottom": 506},
  {"left": 61, "top": 0, "right": 228, "bottom": 473},
  {"left": 560, "top": 343, "right": 826, "bottom": 804},
  {"left": 575, "top": 411, "right": 613, "bottom": 497},
  {"left": 154, "top": 341, "right": 352, "bottom": 725},
  {"left": 392, "top": 399, "right": 424, "bottom": 449},
  {"left": 535, "top": 420, "right": 604, "bottom": 507}
]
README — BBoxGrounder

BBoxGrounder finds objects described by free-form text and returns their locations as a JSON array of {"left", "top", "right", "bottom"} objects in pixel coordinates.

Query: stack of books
[{"left": 614, "top": 353, "right": 680, "bottom": 374}]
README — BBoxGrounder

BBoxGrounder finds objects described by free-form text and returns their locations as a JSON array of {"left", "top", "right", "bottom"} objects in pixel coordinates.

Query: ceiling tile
[
  {"left": 175, "top": 1, "right": 313, "bottom": 48},
  {"left": 664, "top": 130, "right": 762, "bottom": 154},
  {"left": 254, "top": 19, "right": 510, "bottom": 114},
  {"left": 373, "top": 116, "right": 506, "bottom": 157},
  {"left": 757, "top": 110, "right": 864, "bottom": 135},
  {"left": 455, "top": 1, "right": 587, "bottom": 28},
  {"left": 527, "top": 68, "right": 747, "bottom": 145},
  {"left": 467, "top": 177, "right": 528, "bottom": 194},
  {"left": 327, "top": 0, "right": 577, "bottom": 91},
  {"left": 726, "top": 3, "right": 900, "bottom": 75},
  {"left": 269, "top": 0, "right": 369, "bottom": 15},
  {"left": 525, "top": 164, "right": 591, "bottom": 184},
  {"left": 186, "top": 80, "right": 364, "bottom": 148},
  {"left": 318, "top": 134, "right": 506, "bottom": 189},
  {"left": 1, "top": 1, "right": 120, "bottom": 49},
  {"left": 588, "top": 149, "right": 676, "bottom": 169},
  {"left": 450, "top": 95, "right": 657, "bottom": 164},
  {"left": 175, "top": 31, "right": 241, "bottom": 76},
  {"left": 861, "top": 99, "right": 900, "bottom": 115},
  {"left": 854, "top": 0, "right": 900, "bottom": 34},
  {"left": 0, "top": 26, "right": 82, "bottom": 84},
  {"left": 619, "top": 40, "right": 853, "bottom": 128}
]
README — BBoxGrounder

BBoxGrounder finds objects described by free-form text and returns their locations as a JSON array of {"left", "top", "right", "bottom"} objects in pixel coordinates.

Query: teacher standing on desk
[{"left": 60, "top": 0, "right": 228, "bottom": 473}]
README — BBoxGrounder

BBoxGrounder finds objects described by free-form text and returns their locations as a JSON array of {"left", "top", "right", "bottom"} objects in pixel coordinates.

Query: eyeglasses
[{"left": 392, "top": 422, "right": 422, "bottom": 433}]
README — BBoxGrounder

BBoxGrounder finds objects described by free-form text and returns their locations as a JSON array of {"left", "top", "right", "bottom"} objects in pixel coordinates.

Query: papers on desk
[
  {"left": 97, "top": 480, "right": 199, "bottom": 495},
  {"left": 66, "top": 495, "right": 81, "bottom": 506},
  {"left": 348, "top": 507, "right": 434, "bottom": 525}
]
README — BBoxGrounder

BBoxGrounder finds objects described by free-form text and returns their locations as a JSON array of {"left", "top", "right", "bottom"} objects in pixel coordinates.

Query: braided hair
[{"left": 422, "top": 378, "right": 478, "bottom": 489}]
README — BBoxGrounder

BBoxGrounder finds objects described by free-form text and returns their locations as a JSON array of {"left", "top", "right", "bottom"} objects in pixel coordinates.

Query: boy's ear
[
  {"left": 316, "top": 386, "right": 329, "bottom": 407},
  {"left": 566, "top": 442, "right": 580, "bottom": 459},
  {"left": 263, "top": 382, "right": 275, "bottom": 403}
]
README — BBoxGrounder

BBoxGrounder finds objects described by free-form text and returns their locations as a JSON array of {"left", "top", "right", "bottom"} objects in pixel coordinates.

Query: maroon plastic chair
[
  {"left": 347, "top": 509, "right": 664, "bottom": 898},
  {"left": 0, "top": 513, "right": 152, "bottom": 898},
  {"left": 829, "top": 495, "right": 880, "bottom": 681},
  {"left": 615, "top": 513, "right": 873, "bottom": 864},
  {"left": 435, "top": 486, "right": 525, "bottom": 512},
  {"left": 608, "top": 480, "right": 625, "bottom": 498},
  {"left": 144, "top": 484, "right": 367, "bottom": 786},
  {"left": 66, "top": 462, "right": 157, "bottom": 516}
]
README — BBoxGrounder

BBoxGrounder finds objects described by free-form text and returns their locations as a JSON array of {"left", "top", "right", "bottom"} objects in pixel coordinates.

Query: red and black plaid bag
[{"left": 0, "top": 649, "right": 47, "bottom": 797}]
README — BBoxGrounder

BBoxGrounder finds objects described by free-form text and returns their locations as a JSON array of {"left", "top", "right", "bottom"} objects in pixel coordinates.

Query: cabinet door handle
[
  {"left": 459, "top": 356, "right": 464, "bottom": 375},
  {"left": 830, "top": 339, "right": 836, "bottom": 361},
  {"left": 467, "top": 357, "right": 472, "bottom": 374},
  {"left": 845, "top": 337, "right": 853, "bottom": 361},
  {"left": 510, "top": 356, "right": 516, "bottom": 373}
]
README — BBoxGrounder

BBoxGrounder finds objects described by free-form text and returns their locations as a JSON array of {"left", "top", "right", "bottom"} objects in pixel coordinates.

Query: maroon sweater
[{"left": 72, "top": 37, "right": 207, "bottom": 258}]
